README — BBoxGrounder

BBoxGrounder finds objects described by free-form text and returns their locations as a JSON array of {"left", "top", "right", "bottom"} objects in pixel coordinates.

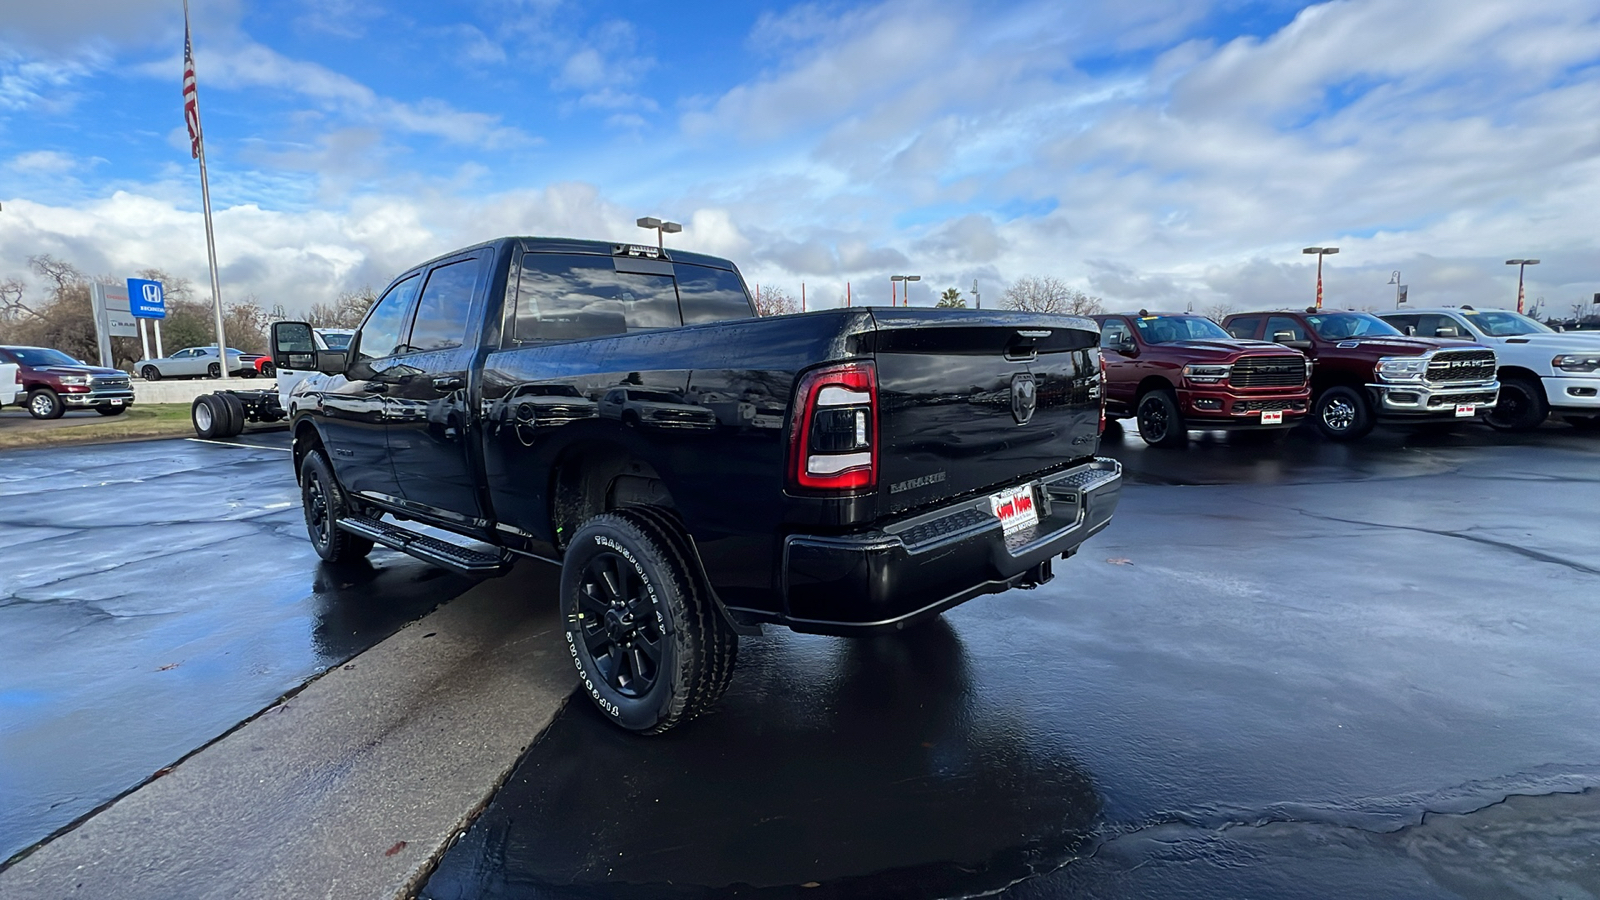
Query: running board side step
[{"left": 337, "top": 514, "right": 515, "bottom": 576}]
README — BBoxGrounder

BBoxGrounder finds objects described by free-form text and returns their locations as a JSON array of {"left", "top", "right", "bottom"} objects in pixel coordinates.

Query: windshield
[
  {"left": 5, "top": 347, "right": 79, "bottom": 366},
  {"left": 1304, "top": 313, "right": 1401, "bottom": 340},
  {"left": 1460, "top": 309, "right": 1553, "bottom": 337},
  {"left": 1131, "top": 316, "right": 1232, "bottom": 344},
  {"left": 319, "top": 332, "right": 353, "bottom": 350}
]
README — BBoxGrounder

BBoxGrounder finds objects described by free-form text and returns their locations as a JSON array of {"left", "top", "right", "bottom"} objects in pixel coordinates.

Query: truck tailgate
[{"left": 868, "top": 311, "right": 1103, "bottom": 515}]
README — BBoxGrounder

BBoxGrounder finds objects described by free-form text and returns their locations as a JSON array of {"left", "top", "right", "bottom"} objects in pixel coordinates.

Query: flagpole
[{"left": 185, "top": 0, "right": 229, "bottom": 381}]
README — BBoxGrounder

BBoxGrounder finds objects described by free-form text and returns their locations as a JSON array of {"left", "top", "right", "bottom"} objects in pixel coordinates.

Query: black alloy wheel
[
  {"left": 1484, "top": 376, "right": 1547, "bottom": 433},
  {"left": 141, "top": 366, "right": 161, "bottom": 382},
  {"left": 261, "top": 361, "right": 276, "bottom": 378},
  {"left": 561, "top": 510, "right": 738, "bottom": 734},
  {"left": 1313, "top": 386, "right": 1374, "bottom": 441},
  {"left": 26, "top": 388, "right": 64, "bottom": 420},
  {"left": 577, "top": 550, "right": 666, "bottom": 699},
  {"left": 1135, "top": 389, "right": 1187, "bottom": 448},
  {"left": 298, "top": 450, "right": 374, "bottom": 563},
  {"left": 207, "top": 362, "right": 222, "bottom": 378}
]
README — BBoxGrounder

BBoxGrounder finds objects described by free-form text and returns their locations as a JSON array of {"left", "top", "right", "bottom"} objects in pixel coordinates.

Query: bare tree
[
  {"left": 936, "top": 287, "right": 967, "bottom": 308},
  {"left": 1201, "top": 301, "right": 1235, "bottom": 321},
  {"left": 754, "top": 286, "right": 799, "bottom": 317},
  {"left": 1000, "top": 276, "right": 1104, "bottom": 315},
  {"left": 307, "top": 287, "right": 376, "bottom": 328}
]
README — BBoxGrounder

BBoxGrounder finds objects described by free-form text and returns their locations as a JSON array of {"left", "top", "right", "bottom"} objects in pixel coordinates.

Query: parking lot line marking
[{"left": 185, "top": 438, "right": 293, "bottom": 452}]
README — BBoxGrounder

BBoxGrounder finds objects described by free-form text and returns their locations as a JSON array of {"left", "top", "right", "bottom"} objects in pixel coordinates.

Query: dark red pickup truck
[
  {"left": 1222, "top": 310, "right": 1499, "bottom": 441},
  {"left": 0, "top": 345, "right": 135, "bottom": 419},
  {"left": 1094, "top": 312, "right": 1311, "bottom": 446}
]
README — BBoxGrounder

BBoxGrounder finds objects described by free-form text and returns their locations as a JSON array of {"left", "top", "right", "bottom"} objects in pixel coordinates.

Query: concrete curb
[{"left": 0, "top": 561, "right": 576, "bottom": 900}]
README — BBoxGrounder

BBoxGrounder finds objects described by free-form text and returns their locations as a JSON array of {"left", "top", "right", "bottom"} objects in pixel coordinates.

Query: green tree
[{"left": 936, "top": 288, "right": 967, "bottom": 308}]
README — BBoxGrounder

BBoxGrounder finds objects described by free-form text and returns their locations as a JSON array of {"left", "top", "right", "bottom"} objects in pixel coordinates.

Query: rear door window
[
  {"left": 1225, "top": 316, "right": 1261, "bottom": 340},
  {"left": 514, "top": 254, "right": 682, "bottom": 342},
  {"left": 407, "top": 256, "right": 485, "bottom": 352}
]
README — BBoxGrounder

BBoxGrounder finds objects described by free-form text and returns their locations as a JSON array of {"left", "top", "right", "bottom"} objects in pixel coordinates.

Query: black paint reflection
[{"left": 422, "top": 620, "right": 1102, "bottom": 900}]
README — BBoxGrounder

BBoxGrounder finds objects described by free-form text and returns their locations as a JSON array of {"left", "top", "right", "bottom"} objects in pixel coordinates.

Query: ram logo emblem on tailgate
[{"left": 1011, "top": 373, "right": 1037, "bottom": 425}]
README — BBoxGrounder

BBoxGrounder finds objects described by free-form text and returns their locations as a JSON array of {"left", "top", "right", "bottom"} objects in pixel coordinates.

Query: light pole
[
  {"left": 1388, "top": 270, "right": 1407, "bottom": 308},
  {"left": 972, "top": 278, "right": 980, "bottom": 310},
  {"left": 635, "top": 216, "right": 682, "bottom": 250},
  {"left": 1505, "top": 259, "right": 1539, "bottom": 314},
  {"left": 891, "top": 274, "right": 920, "bottom": 306},
  {"left": 1303, "top": 247, "right": 1339, "bottom": 309}
]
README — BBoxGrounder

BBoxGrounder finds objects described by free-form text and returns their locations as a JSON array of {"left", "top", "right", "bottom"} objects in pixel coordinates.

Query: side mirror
[
  {"left": 272, "top": 322, "right": 324, "bottom": 372},
  {"left": 1115, "top": 338, "right": 1138, "bottom": 355},
  {"left": 1271, "top": 330, "right": 1296, "bottom": 343}
]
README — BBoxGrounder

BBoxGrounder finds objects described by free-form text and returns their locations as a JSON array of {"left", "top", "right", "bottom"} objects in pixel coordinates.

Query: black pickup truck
[{"left": 272, "top": 237, "right": 1122, "bottom": 733}]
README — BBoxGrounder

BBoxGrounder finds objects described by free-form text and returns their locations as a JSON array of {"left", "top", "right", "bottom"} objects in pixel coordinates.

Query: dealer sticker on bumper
[
  {"left": 989, "top": 484, "right": 1040, "bottom": 534},
  {"left": 1455, "top": 403, "right": 1475, "bottom": 417},
  {"left": 1260, "top": 410, "right": 1284, "bottom": 425}
]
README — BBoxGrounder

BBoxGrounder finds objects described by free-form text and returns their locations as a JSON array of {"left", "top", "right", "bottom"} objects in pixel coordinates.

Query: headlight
[
  {"left": 57, "top": 375, "right": 90, "bottom": 386},
  {"left": 1553, "top": 354, "right": 1600, "bottom": 373},
  {"left": 1183, "top": 364, "right": 1229, "bottom": 384},
  {"left": 1375, "top": 357, "right": 1427, "bottom": 381}
]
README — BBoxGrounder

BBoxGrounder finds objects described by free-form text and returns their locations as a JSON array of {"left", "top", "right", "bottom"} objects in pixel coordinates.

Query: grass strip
[{"left": 0, "top": 404, "right": 196, "bottom": 449}]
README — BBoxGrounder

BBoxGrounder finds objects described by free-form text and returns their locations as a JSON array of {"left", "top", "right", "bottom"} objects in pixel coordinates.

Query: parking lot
[{"left": 3, "top": 422, "right": 1599, "bottom": 899}]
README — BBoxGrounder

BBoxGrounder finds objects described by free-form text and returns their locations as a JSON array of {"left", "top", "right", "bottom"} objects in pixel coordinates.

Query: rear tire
[
  {"left": 220, "top": 393, "right": 246, "bottom": 436},
  {"left": 561, "top": 509, "right": 738, "bottom": 735},
  {"left": 141, "top": 366, "right": 161, "bottom": 382},
  {"left": 260, "top": 361, "right": 276, "bottom": 378},
  {"left": 27, "top": 388, "right": 64, "bottom": 420},
  {"left": 191, "top": 395, "right": 225, "bottom": 439},
  {"left": 1485, "top": 376, "right": 1548, "bottom": 433},
  {"left": 1135, "top": 389, "right": 1187, "bottom": 448},
  {"left": 299, "top": 450, "right": 374, "bottom": 563},
  {"left": 1313, "top": 386, "right": 1374, "bottom": 441}
]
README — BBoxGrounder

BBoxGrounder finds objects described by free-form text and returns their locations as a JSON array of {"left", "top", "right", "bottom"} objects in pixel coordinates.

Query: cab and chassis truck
[{"left": 271, "top": 236, "right": 1122, "bottom": 734}]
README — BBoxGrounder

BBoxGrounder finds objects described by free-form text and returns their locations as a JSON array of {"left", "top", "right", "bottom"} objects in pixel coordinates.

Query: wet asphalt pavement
[
  {"left": 423, "top": 422, "right": 1600, "bottom": 900},
  {"left": 0, "top": 433, "right": 476, "bottom": 863}
]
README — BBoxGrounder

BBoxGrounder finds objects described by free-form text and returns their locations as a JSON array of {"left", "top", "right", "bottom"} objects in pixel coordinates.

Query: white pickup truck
[
  {"left": 1, "top": 360, "right": 20, "bottom": 408},
  {"left": 1380, "top": 306, "right": 1600, "bottom": 432}
]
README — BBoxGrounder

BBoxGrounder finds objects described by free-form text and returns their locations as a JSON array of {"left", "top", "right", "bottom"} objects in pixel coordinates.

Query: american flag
[{"left": 183, "top": 20, "right": 202, "bottom": 159}]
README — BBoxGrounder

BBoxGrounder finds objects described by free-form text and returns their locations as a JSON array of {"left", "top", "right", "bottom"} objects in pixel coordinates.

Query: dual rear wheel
[{"left": 191, "top": 393, "right": 247, "bottom": 439}]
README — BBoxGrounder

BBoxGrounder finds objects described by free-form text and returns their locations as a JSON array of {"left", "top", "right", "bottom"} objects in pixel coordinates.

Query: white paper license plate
[
  {"left": 1455, "top": 403, "right": 1475, "bottom": 417},
  {"left": 989, "top": 484, "right": 1040, "bottom": 534},
  {"left": 110, "top": 398, "right": 124, "bottom": 405},
  {"left": 1260, "top": 410, "right": 1283, "bottom": 425}
]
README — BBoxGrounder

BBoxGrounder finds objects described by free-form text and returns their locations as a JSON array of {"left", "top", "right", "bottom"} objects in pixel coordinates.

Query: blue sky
[{"left": 2, "top": 0, "right": 1599, "bottom": 316}]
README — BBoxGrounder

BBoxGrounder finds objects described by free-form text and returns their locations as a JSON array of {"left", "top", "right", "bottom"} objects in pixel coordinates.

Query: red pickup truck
[
  {"left": 1094, "top": 312, "right": 1311, "bottom": 447},
  {"left": 0, "top": 345, "right": 135, "bottom": 419}
]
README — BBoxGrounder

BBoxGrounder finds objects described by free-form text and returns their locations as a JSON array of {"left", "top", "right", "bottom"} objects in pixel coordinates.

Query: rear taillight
[
  {"left": 1097, "top": 351, "right": 1108, "bottom": 434},
  {"left": 789, "top": 361, "right": 877, "bottom": 492}
]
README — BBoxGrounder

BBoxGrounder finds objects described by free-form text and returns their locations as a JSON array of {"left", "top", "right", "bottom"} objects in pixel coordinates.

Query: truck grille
[
  {"left": 1230, "top": 356, "right": 1307, "bottom": 388},
  {"left": 1425, "top": 350, "right": 1495, "bottom": 384},
  {"left": 91, "top": 375, "right": 132, "bottom": 390}
]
